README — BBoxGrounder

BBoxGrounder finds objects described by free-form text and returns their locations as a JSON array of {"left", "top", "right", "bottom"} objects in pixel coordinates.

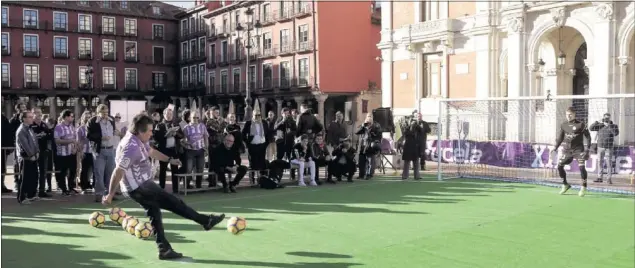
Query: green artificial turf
[{"left": 2, "top": 177, "right": 634, "bottom": 268}]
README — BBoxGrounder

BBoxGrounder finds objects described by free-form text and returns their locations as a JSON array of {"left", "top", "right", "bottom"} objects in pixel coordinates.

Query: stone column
[
  {"left": 179, "top": 97, "right": 187, "bottom": 108},
  {"left": 28, "top": 96, "right": 36, "bottom": 109},
  {"left": 218, "top": 104, "right": 225, "bottom": 118},
  {"left": 98, "top": 94, "right": 108, "bottom": 105},
  {"left": 618, "top": 56, "right": 631, "bottom": 94},
  {"left": 48, "top": 97, "right": 56, "bottom": 118},
  {"left": 380, "top": 48, "right": 393, "bottom": 108},
  {"left": 313, "top": 93, "right": 328, "bottom": 123},
  {"left": 258, "top": 97, "right": 267, "bottom": 115},
  {"left": 4, "top": 97, "right": 13, "bottom": 117},
  {"left": 170, "top": 96, "right": 178, "bottom": 104},
  {"left": 145, "top": 95, "right": 154, "bottom": 112},
  {"left": 293, "top": 96, "right": 305, "bottom": 108},
  {"left": 617, "top": 56, "right": 632, "bottom": 145},
  {"left": 188, "top": 97, "right": 194, "bottom": 109},
  {"left": 588, "top": 3, "right": 614, "bottom": 122},
  {"left": 276, "top": 99, "right": 283, "bottom": 115},
  {"left": 504, "top": 15, "right": 528, "bottom": 142},
  {"left": 74, "top": 97, "right": 82, "bottom": 120}
]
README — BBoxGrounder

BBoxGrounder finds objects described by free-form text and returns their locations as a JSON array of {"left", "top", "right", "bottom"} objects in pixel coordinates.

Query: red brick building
[{"left": 1, "top": 1, "right": 181, "bottom": 117}]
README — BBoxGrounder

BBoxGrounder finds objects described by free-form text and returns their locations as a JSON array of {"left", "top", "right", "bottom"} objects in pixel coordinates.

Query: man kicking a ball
[
  {"left": 552, "top": 107, "right": 592, "bottom": 197},
  {"left": 102, "top": 113, "right": 225, "bottom": 260}
]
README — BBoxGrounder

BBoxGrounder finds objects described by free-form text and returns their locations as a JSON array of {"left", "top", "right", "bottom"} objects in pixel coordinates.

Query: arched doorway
[{"left": 572, "top": 42, "right": 589, "bottom": 122}]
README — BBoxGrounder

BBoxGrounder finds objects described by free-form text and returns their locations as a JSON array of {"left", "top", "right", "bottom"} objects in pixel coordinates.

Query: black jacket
[
  {"left": 332, "top": 144, "right": 356, "bottom": 164},
  {"left": 87, "top": 116, "right": 116, "bottom": 154},
  {"left": 326, "top": 120, "right": 347, "bottom": 146},
  {"left": 225, "top": 123, "right": 244, "bottom": 152},
  {"left": 296, "top": 112, "right": 323, "bottom": 137},
  {"left": 30, "top": 121, "right": 53, "bottom": 152},
  {"left": 153, "top": 120, "right": 183, "bottom": 154},
  {"left": 274, "top": 117, "right": 297, "bottom": 145},
  {"left": 1, "top": 114, "right": 13, "bottom": 148},
  {"left": 9, "top": 113, "right": 21, "bottom": 141},
  {"left": 242, "top": 120, "right": 271, "bottom": 145},
  {"left": 212, "top": 144, "right": 241, "bottom": 171},
  {"left": 291, "top": 143, "right": 312, "bottom": 161},
  {"left": 589, "top": 120, "right": 619, "bottom": 148}
]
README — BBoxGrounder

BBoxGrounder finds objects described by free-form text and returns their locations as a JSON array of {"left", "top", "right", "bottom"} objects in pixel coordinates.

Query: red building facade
[{"left": 1, "top": 1, "right": 181, "bottom": 117}]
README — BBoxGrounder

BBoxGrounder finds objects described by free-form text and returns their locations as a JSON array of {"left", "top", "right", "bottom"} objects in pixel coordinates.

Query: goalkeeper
[{"left": 553, "top": 107, "right": 592, "bottom": 197}]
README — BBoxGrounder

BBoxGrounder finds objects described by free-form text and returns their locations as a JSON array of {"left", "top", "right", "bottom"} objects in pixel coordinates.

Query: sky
[{"left": 162, "top": 1, "right": 195, "bottom": 9}]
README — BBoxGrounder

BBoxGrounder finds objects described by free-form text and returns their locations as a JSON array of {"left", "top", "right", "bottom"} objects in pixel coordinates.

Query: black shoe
[
  {"left": 347, "top": 178, "right": 354, "bottom": 182},
  {"left": 158, "top": 249, "right": 183, "bottom": 260},
  {"left": 203, "top": 213, "right": 226, "bottom": 231},
  {"left": 61, "top": 191, "right": 71, "bottom": 196},
  {"left": 229, "top": 185, "right": 237, "bottom": 193},
  {"left": 46, "top": 188, "right": 52, "bottom": 193},
  {"left": 2, "top": 187, "right": 13, "bottom": 193},
  {"left": 326, "top": 179, "right": 336, "bottom": 184},
  {"left": 38, "top": 192, "right": 51, "bottom": 198},
  {"left": 223, "top": 186, "right": 230, "bottom": 193}
]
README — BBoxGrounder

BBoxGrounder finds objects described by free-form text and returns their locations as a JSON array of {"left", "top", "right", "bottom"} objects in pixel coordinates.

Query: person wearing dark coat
[
  {"left": 414, "top": 113, "right": 431, "bottom": 170},
  {"left": 9, "top": 103, "right": 28, "bottom": 190},
  {"left": 1, "top": 113, "right": 13, "bottom": 193},
  {"left": 296, "top": 103, "right": 323, "bottom": 140},
  {"left": 401, "top": 112, "right": 427, "bottom": 180}
]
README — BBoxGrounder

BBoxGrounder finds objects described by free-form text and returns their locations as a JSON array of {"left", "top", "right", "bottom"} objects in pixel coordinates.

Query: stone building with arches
[{"left": 378, "top": 1, "right": 634, "bottom": 145}]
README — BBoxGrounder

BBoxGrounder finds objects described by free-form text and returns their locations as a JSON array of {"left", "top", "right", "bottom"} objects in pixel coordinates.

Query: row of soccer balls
[{"left": 88, "top": 207, "right": 248, "bottom": 236}]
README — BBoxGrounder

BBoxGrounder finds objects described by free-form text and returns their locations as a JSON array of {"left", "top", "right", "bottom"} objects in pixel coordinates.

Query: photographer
[{"left": 589, "top": 113, "right": 619, "bottom": 184}]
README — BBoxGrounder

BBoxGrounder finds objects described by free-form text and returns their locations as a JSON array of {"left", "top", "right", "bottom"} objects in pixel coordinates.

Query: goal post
[{"left": 433, "top": 93, "right": 634, "bottom": 191}]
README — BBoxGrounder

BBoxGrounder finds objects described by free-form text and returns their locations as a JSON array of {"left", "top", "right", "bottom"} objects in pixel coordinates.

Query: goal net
[{"left": 433, "top": 94, "right": 634, "bottom": 193}]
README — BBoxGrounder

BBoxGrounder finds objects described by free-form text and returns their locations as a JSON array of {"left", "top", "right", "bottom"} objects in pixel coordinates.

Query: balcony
[
  {"left": 295, "top": 76, "right": 312, "bottom": 88},
  {"left": 2, "top": 46, "right": 10, "bottom": 56},
  {"left": 121, "top": 28, "right": 138, "bottom": 37},
  {"left": 102, "top": 84, "right": 117, "bottom": 91},
  {"left": 219, "top": 83, "right": 228, "bottom": 93},
  {"left": 102, "top": 53, "right": 116, "bottom": 61},
  {"left": 207, "top": 28, "right": 218, "bottom": 41},
  {"left": 78, "top": 52, "right": 92, "bottom": 60},
  {"left": 276, "top": 8, "right": 294, "bottom": 22},
  {"left": 217, "top": 54, "right": 229, "bottom": 67},
  {"left": 261, "top": 77, "right": 273, "bottom": 91},
  {"left": 398, "top": 18, "right": 461, "bottom": 44},
  {"left": 217, "top": 27, "right": 230, "bottom": 39},
  {"left": 279, "top": 43, "right": 295, "bottom": 56},
  {"left": 259, "top": 46, "right": 278, "bottom": 59},
  {"left": 247, "top": 50, "right": 259, "bottom": 60},
  {"left": 24, "top": 79, "right": 40, "bottom": 89},
  {"left": 79, "top": 83, "right": 91, "bottom": 90},
  {"left": 124, "top": 83, "right": 138, "bottom": 91},
  {"left": 99, "top": 26, "right": 116, "bottom": 35},
  {"left": 229, "top": 82, "right": 244, "bottom": 94},
  {"left": 53, "top": 81, "right": 70, "bottom": 90},
  {"left": 294, "top": 3, "right": 313, "bottom": 18},
  {"left": 279, "top": 77, "right": 291, "bottom": 88},
  {"left": 53, "top": 50, "right": 70, "bottom": 59},
  {"left": 2, "top": 79, "right": 11, "bottom": 89},
  {"left": 144, "top": 56, "right": 176, "bottom": 66},
  {"left": 230, "top": 53, "right": 243, "bottom": 65},
  {"left": 297, "top": 41, "right": 314, "bottom": 53},
  {"left": 261, "top": 13, "right": 276, "bottom": 26},
  {"left": 22, "top": 48, "right": 40, "bottom": 58},
  {"left": 207, "top": 61, "right": 217, "bottom": 69},
  {"left": 124, "top": 56, "right": 138, "bottom": 63},
  {"left": 148, "top": 83, "right": 176, "bottom": 92},
  {"left": 23, "top": 19, "right": 43, "bottom": 29},
  {"left": 52, "top": 22, "right": 68, "bottom": 32}
]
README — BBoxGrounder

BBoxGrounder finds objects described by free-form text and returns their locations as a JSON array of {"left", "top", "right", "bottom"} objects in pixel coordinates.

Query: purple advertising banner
[{"left": 425, "top": 139, "right": 635, "bottom": 174}]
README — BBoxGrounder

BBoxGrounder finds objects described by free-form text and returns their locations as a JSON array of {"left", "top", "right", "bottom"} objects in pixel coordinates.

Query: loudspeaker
[
  {"left": 372, "top": 107, "right": 395, "bottom": 133},
  {"left": 344, "top": 101, "right": 357, "bottom": 122}
]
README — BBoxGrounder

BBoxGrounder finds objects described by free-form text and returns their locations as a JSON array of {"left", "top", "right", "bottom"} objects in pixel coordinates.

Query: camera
[{"left": 602, "top": 118, "right": 610, "bottom": 123}]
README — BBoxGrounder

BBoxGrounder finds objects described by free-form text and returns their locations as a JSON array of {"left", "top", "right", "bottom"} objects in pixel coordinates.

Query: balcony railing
[
  {"left": 78, "top": 52, "right": 92, "bottom": 60},
  {"left": 295, "top": 3, "right": 313, "bottom": 18},
  {"left": 2, "top": 46, "right": 10, "bottom": 56},
  {"left": 124, "top": 56, "right": 138, "bottom": 63},
  {"left": 124, "top": 83, "right": 138, "bottom": 91},
  {"left": 22, "top": 48, "right": 40, "bottom": 58},
  {"left": 217, "top": 54, "right": 229, "bottom": 67},
  {"left": 261, "top": 13, "right": 276, "bottom": 26},
  {"left": 53, "top": 50, "right": 69, "bottom": 59},
  {"left": 261, "top": 77, "right": 273, "bottom": 90},
  {"left": 102, "top": 84, "right": 117, "bottom": 91},
  {"left": 279, "top": 43, "right": 295, "bottom": 55},
  {"left": 297, "top": 41, "right": 314, "bottom": 52},
  {"left": 24, "top": 79, "right": 41, "bottom": 89},
  {"left": 229, "top": 82, "right": 244, "bottom": 93},
  {"left": 53, "top": 80, "right": 70, "bottom": 90},
  {"left": 260, "top": 46, "right": 278, "bottom": 58},
  {"left": 1, "top": 79, "right": 11, "bottom": 89},
  {"left": 276, "top": 8, "right": 294, "bottom": 22},
  {"left": 102, "top": 53, "right": 116, "bottom": 61}
]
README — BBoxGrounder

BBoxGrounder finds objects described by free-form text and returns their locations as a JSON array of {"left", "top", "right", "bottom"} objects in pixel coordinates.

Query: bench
[{"left": 174, "top": 172, "right": 217, "bottom": 196}]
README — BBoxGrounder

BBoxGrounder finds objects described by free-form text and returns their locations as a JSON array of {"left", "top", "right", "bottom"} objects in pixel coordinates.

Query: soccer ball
[
  {"left": 88, "top": 211, "right": 106, "bottom": 228},
  {"left": 125, "top": 217, "right": 140, "bottom": 235},
  {"left": 109, "top": 207, "right": 127, "bottom": 225},
  {"left": 226, "top": 217, "right": 247, "bottom": 235},
  {"left": 134, "top": 222, "right": 154, "bottom": 239}
]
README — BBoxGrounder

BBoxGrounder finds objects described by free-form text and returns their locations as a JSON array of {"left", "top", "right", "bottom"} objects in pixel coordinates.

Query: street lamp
[
  {"left": 85, "top": 64, "right": 94, "bottom": 89},
  {"left": 240, "top": 7, "right": 262, "bottom": 118}
]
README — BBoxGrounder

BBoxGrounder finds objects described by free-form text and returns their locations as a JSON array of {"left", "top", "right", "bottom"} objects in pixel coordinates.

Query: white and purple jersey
[
  {"left": 54, "top": 123, "right": 77, "bottom": 156},
  {"left": 183, "top": 123, "right": 209, "bottom": 150},
  {"left": 116, "top": 132, "right": 154, "bottom": 192},
  {"left": 77, "top": 126, "right": 91, "bottom": 153}
]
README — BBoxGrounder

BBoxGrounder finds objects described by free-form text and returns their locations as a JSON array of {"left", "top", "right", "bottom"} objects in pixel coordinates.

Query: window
[
  {"left": 198, "top": 37, "right": 205, "bottom": 57},
  {"left": 232, "top": 68, "right": 241, "bottom": 91},
  {"left": 23, "top": 9, "right": 38, "bottom": 28},
  {"left": 181, "top": 19, "right": 188, "bottom": 36},
  {"left": 221, "top": 41, "right": 228, "bottom": 61},
  {"left": 78, "top": 14, "right": 92, "bottom": 32},
  {"left": 234, "top": 11, "right": 240, "bottom": 29},
  {"left": 124, "top": 41, "right": 137, "bottom": 61},
  {"left": 181, "top": 67, "right": 188, "bottom": 87},
  {"left": 199, "top": 64, "right": 205, "bottom": 84},
  {"left": 53, "top": 12, "right": 67, "bottom": 30},
  {"left": 209, "top": 44, "right": 216, "bottom": 63},
  {"left": 125, "top": 69, "right": 137, "bottom": 89},
  {"left": 280, "top": 29, "right": 289, "bottom": 51},
  {"left": 152, "top": 6, "right": 161, "bottom": 15},
  {"left": 153, "top": 46, "right": 164, "bottom": 64},
  {"left": 181, "top": 42, "right": 188, "bottom": 60},
  {"left": 298, "top": 24, "right": 309, "bottom": 47},
  {"left": 1, "top": 33, "right": 9, "bottom": 54},
  {"left": 23, "top": 34, "right": 39, "bottom": 56},
  {"left": 298, "top": 58, "right": 309, "bottom": 86},
  {"left": 233, "top": 38, "right": 242, "bottom": 60},
  {"left": 152, "top": 24, "right": 164, "bottom": 39},
  {"left": 190, "top": 17, "right": 195, "bottom": 32},
  {"left": 54, "top": 66, "right": 68, "bottom": 85},
  {"left": 248, "top": 65, "right": 256, "bottom": 90},
  {"left": 1, "top": 63, "right": 9, "bottom": 87},
  {"left": 220, "top": 70, "right": 228, "bottom": 91},
  {"left": 280, "top": 61, "right": 290, "bottom": 86},
  {"left": 24, "top": 64, "right": 39, "bottom": 86},
  {"left": 102, "top": 17, "right": 115, "bottom": 34},
  {"left": 78, "top": 38, "right": 92, "bottom": 59},
  {"left": 152, "top": 72, "right": 166, "bottom": 88},
  {"left": 79, "top": 66, "right": 89, "bottom": 86},
  {"left": 124, "top": 18, "right": 137, "bottom": 36},
  {"left": 190, "top": 66, "right": 198, "bottom": 84},
  {"left": 262, "top": 63, "right": 272, "bottom": 88},
  {"left": 103, "top": 1, "right": 111, "bottom": 8},
  {"left": 120, "top": 0, "right": 128, "bottom": 9},
  {"left": 263, "top": 32, "right": 272, "bottom": 52},
  {"left": 102, "top": 40, "right": 115, "bottom": 60},
  {"left": 209, "top": 72, "right": 216, "bottom": 93},
  {"left": 103, "top": 67, "right": 116, "bottom": 87},
  {"left": 262, "top": 4, "right": 270, "bottom": 22},
  {"left": 222, "top": 16, "right": 228, "bottom": 33},
  {"left": 53, "top": 36, "right": 68, "bottom": 57},
  {"left": 1, "top": 7, "right": 8, "bottom": 26},
  {"left": 190, "top": 40, "right": 196, "bottom": 59}
]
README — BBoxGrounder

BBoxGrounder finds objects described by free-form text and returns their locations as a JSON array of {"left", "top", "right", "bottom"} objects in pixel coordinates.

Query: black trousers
[
  {"left": 276, "top": 141, "right": 293, "bottom": 160},
  {"left": 159, "top": 148, "right": 179, "bottom": 193},
  {"left": 216, "top": 165, "right": 248, "bottom": 188},
  {"left": 56, "top": 154, "right": 77, "bottom": 192},
  {"left": 128, "top": 181, "right": 209, "bottom": 252},
  {"left": 17, "top": 158, "right": 38, "bottom": 202},
  {"left": 329, "top": 161, "right": 356, "bottom": 180},
  {"left": 79, "top": 153, "right": 94, "bottom": 190},
  {"left": 314, "top": 158, "right": 330, "bottom": 180},
  {"left": 1, "top": 151, "right": 7, "bottom": 189},
  {"left": 37, "top": 150, "right": 53, "bottom": 193},
  {"left": 247, "top": 143, "right": 268, "bottom": 170}
]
